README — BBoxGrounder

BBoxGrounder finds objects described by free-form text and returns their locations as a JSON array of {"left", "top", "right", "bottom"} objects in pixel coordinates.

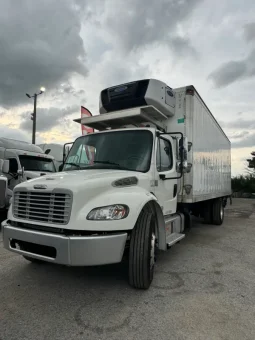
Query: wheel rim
[
  {"left": 150, "top": 232, "right": 156, "bottom": 270},
  {"left": 220, "top": 205, "right": 224, "bottom": 220}
]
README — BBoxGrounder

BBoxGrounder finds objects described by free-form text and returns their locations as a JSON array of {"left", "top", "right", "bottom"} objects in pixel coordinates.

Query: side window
[
  {"left": 156, "top": 138, "right": 173, "bottom": 172},
  {"left": 8, "top": 158, "right": 18, "bottom": 174}
]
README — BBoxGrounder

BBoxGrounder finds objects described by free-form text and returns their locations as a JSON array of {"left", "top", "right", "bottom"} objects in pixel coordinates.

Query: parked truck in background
[
  {"left": 38, "top": 143, "right": 72, "bottom": 171},
  {"left": 2, "top": 79, "right": 231, "bottom": 289},
  {"left": 0, "top": 138, "right": 56, "bottom": 220}
]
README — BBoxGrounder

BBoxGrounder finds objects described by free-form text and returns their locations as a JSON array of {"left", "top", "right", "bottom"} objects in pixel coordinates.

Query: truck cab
[{"left": 0, "top": 138, "right": 56, "bottom": 209}]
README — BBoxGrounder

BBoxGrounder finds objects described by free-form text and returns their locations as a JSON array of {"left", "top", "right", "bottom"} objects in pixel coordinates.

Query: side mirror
[
  {"left": 2, "top": 160, "right": 9, "bottom": 174},
  {"left": 17, "top": 166, "right": 25, "bottom": 177},
  {"left": 178, "top": 137, "right": 188, "bottom": 170},
  {"left": 45, "top": 149, "right": 51, "bottom": 155},
  {"left": 59, "top": 164, "right": 64, "bottom": 172}
]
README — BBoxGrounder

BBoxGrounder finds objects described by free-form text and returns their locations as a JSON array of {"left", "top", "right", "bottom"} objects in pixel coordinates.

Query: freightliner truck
[{"left": 2, "top": 79, "right": 231, "bottom": 289}]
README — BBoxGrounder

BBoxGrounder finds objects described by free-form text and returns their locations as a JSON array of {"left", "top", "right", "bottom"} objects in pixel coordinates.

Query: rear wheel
[
  {"left": 203, "top": 201, "right": 213, "bottom": 224},
  {"left": 129, "top": 209, "right": 156, "bottom": 289},
  {"left": 212, "top": 198, "right": 224, "bottom": 225}
]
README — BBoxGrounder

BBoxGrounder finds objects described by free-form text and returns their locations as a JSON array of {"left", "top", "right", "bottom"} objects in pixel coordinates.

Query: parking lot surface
[{"left": 0, "top": 198, "right": 255, "bottom": 340}]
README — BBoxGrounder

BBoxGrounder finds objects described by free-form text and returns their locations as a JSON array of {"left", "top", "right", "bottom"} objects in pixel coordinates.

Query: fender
[
  {"left": 75, "top": 186, "right": 158, "bottom": 231},
  {"left": 75, "top": 187, "right": 167, "bottom": 250}
]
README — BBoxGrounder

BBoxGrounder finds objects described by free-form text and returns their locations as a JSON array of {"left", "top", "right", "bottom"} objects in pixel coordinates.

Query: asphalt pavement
[{"left": 0, "top": 198, "right": 255, "bottom": 340}]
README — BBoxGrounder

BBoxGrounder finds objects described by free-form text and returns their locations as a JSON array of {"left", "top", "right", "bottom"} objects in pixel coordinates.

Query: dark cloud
[
  {"left": 208, "top": 61, "right": 247, "bottom": 88},
  {"left": 169, "top": 36, "right": 198, "bottom": 58},
  {"left": 104, "top": 0, "right": 201, "bottom": 52},
  {"left": 0, "top": 0, "right": 87, "bottom": 108},
  {"left": 20, "top": 105, "right": 79, "bottom": 132},
  {"left": 220, "top": 119, "right": 255, "bottom": 129},
  {"left": 50, "top": 83, "right": 85, "bottom": 100},
  {"left": 208, "top": 48, "right": 255, "bottom": 88},
  {"left": 244, "top": 22, "right": 255, "bottom": 42},
  {"left": 231, "top": 133, "right": 255, "bottom": 148}
]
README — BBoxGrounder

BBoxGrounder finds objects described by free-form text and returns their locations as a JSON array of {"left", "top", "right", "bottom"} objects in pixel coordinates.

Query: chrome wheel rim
[
  {"left": 220, "top": 205, "right": 224, "bottom": 220},
  {"left": 150, "top": 232, "right": 156, "bottom": 270}
]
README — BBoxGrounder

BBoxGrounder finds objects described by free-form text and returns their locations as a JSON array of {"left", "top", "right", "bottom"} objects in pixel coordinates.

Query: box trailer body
[
  {"left": 2, "top": 78, "right": 231, "bottom": 289},
  {"left": 171, "top": 86, "right": 231, "bottom": 203}
]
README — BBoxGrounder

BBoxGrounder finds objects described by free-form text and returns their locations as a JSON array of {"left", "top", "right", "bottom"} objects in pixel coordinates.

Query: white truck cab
[
  {"left": 0, "top": 138, "right": 56, "bottom": 215},
  {"left": 1, "top": 79, "right": 231, "bottom": 289}
]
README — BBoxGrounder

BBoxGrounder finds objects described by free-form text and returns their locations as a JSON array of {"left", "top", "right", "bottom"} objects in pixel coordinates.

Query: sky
[{"left": 0, "top": 0, "right": 254, "bottom": 176}]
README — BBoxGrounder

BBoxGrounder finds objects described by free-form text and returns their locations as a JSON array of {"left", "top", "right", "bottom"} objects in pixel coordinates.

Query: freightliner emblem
[{"left": 33, "top": 184, "right": 47, "bottom": 189}]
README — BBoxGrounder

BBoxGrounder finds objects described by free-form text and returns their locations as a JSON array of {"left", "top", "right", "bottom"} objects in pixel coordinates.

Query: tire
[
  {"left": 129, "top": 209, "right": 156, "bottom": 289},
  {"left": 212, "top": 198, "right": 224, "bottom": 225},
  {"left": 203, "top": 201, "right": 213, "bottom": 224},
  {"left": 23, "top": 256, "right": 45, "bottom": 264}
]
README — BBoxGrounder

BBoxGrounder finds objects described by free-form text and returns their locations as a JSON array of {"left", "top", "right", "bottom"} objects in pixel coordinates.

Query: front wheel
[{"left": 128, "top": 209, "right": 156, "bottom": 289}]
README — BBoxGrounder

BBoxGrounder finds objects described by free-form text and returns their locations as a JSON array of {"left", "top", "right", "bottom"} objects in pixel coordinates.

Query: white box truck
[{"left": 1, "top": 79, "right": 231, "bottom": 289}]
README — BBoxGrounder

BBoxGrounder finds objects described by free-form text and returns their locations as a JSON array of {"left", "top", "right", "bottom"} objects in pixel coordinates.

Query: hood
[
  {"left": 24, "top": 170, "right": 50, "bottom": 180},
  {"left": 18, "top": 169, "right": 151, "bottom": 193}
]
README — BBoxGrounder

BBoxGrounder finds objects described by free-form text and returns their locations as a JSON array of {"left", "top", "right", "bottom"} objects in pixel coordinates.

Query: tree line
[{"left": 231, "top": 151, "right": 255, "bottom": 195}]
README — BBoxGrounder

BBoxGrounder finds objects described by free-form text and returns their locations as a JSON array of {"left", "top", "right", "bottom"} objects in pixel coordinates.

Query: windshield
[
  {"left": 19, "top": 155, "right": 56, "bottom": 172},
  {"left": 63, "top": 130, "right": 153, "bottom": 173}
]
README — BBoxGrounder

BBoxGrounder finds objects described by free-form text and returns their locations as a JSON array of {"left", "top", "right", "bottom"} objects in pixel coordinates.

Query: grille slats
[{"left": 13, "top": 191, "right": 72, "bottom": 225}]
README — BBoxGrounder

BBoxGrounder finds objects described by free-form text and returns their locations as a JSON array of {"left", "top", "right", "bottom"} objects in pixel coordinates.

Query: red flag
[{"left": 81, "top": 106, "right": 94, "bottom": 135}]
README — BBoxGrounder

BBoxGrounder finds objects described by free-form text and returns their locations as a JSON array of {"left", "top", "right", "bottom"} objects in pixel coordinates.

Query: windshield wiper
[
  {"left": 92, "top": 160, "right": 133, "bottom": 171},
  {"left": 93, "top": 160, "right": 121, "bottom": 167},
  {"left": 63, "top": 162, "right": 81, "bottom": 169}
]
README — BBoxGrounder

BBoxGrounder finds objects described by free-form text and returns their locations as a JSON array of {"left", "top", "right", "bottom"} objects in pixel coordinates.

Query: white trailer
[{"left": 2, "top": 79, "right": 231, "bottom": 289}]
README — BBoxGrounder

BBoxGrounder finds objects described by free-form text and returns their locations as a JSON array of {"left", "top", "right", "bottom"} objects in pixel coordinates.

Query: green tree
[{"left": 247, "top": 151, "right": 255, "bottom": 175}]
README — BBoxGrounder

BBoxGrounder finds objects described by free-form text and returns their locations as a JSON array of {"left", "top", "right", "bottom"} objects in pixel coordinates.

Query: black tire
[
  {"left": 129, "top": 209, "right": 156, "bottom": 289},
  {"left": 203, "top": 201, "right": 213, "bottom": 224},
  {"left": 212, "top": 198, "right": 224, "bottom": 225},
  {"left": 23, "top": 256, "right": 45, "bottom": 264}
]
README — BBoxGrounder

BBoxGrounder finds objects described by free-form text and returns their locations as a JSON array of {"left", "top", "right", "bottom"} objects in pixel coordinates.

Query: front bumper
[{"left": 1, "top": 220, "right": 127, "bottom": 266}]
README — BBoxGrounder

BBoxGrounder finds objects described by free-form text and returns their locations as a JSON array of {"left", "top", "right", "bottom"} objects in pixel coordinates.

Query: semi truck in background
[
  {"left": 2, "top": 79, "right": 231, "bottom": 289},
  {"left": 0, "top": 138, "right": 56, "bottom": 220},
  {"left": 38, "top": 143, "right": 73, "bottom": 171}
]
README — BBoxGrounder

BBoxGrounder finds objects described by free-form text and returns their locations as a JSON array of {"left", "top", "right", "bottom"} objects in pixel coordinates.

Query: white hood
[
  {"left": 24, "top": 170, "right": 49, "bottom": 180},
  {"left": 21, "top": 169, "right": 150, "bottom": 192},
  {"left": 11, "top": 169, "right": 155, "bottom": 231}
]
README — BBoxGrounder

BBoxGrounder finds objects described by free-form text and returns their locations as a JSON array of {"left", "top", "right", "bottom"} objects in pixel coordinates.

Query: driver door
[{"left": 154, "top": 136, "right": 178, "bottom": 216}]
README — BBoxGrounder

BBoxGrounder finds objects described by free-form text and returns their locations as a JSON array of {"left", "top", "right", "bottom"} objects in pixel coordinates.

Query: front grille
[{"left": 13, "top": 191, "right": 72, "bottom": 225}]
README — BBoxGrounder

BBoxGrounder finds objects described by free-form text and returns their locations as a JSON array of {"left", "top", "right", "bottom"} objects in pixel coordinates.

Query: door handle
[{"left": 173, "top": 184, "right": 177, "bottom": 197}]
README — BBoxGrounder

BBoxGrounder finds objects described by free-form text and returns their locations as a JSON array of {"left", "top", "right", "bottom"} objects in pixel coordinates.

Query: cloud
[
  {"left": 208, "top": 47, "right": 255, "bottom": 88},
  {"left": 231, "top": 133, "right": 255, "bottom": 148},
  {"left": 169, "top": 36, "right": 198, "bottom": 58},
  {"left": 208, "top": 60, "right": 247, "bottom": 88},
  {"left": 244, "top": 22, "right": 255, "bottom": 42},
  {"left": 229, "top": 131, "right": 250, "bottom": 139},
  {"left": 0, "top": 126, "right": 30, "bottom": 142},
  {"left": 0, "top": 0, "right": 87, "bottom": 108},
  {"left": 220, "top": 118, "right": 255, "bottom": 129},
  {"left": 19, "top": 105, "right": 79, "bottom": 132},
  {"left": 102, "top": 0, "right": 201, "bottom": 52}
]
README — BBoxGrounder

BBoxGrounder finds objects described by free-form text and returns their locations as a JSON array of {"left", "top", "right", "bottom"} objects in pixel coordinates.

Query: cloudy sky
[{"left": 0, "top": 0, "right": 254, "bottom": 176}]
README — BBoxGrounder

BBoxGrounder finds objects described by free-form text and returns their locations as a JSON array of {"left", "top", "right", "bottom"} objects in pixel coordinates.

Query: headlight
[{"left": 87, "top": 204, "right": 129, "bottom": 220}]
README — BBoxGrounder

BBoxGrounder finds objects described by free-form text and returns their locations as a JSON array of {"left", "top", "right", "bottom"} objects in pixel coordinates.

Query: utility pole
[
  {"left": 26, "top": 87, "right": 45, "bottom": 144},
  {"left": 32, "top": 94, "right": 37, "bottom": 144}
]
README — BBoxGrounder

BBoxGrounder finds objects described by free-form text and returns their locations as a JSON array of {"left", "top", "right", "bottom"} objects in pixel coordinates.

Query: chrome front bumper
[{"left": 1, "top": 220, "right": 127, "bottom": 266}]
